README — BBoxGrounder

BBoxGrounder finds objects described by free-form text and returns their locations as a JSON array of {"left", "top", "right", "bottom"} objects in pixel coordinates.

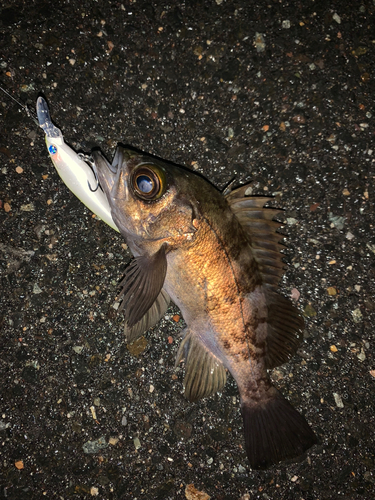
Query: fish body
[{"left": 93, "top": 147, "right": 317, "bottom": 468}]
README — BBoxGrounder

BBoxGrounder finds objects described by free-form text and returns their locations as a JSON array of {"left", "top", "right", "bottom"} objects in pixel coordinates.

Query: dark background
[{"left": 0, "top": 1, "right": 374, "bottom": 499}]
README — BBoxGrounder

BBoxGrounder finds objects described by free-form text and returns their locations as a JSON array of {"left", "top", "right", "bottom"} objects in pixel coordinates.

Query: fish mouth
[{"left": 91, "top": 149, "right": 120, "bottom": 196}]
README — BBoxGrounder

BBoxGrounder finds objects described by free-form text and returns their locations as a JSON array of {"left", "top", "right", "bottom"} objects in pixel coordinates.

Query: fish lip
[{"left": 91, "top": 150, "right": 117, "bottom": 195}]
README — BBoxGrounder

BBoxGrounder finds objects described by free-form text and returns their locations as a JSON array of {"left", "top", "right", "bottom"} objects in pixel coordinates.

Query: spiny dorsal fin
[
  {"left": 175, "top": 328, "right": 227, "bottom": 402},
  {"left": 225, "top": 184, "right": 272, "bottom": 203},
  {"left": 226, "top": 185, "right": 286, "bottom": 291}
]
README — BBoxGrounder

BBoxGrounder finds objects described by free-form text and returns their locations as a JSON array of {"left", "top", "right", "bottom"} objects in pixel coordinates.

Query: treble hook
[
  {"left": 78, "top": 153, "right": 99, "bottom": 192},
  {"left": 88, "top": 170, "right": 99, "bottom": 193}
]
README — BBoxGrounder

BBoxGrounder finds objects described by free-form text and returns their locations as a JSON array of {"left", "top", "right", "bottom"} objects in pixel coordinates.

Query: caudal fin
[{"left": 241, "top": 390, "right": 317, "bottom": 469}]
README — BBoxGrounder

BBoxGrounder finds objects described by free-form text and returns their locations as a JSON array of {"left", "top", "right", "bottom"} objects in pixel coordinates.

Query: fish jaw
[
  {"left": 91, "top": 149, "right": 119, "bottom": 197},
  {"left": 92, "top": 148, "right": 139, "bottom": 238}
]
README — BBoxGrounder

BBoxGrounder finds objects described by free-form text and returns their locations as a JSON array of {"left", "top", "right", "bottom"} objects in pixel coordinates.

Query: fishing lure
[
  {"left": 0, "top": 86, "right": 119, "bottom": 232},
  {"left": 36, "top": 97, "right": 119, "bottom": 232}
]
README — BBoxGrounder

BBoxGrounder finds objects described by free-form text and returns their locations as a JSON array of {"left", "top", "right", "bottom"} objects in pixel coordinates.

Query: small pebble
[
  {"left": 290, "top": 288, "right": 300, "bottom": 301},
  {"left": 134, "top": 437, "right": 141, "bottom": 450},
  {"left": 20, "top": 203, "right": 35, "bottom": 212},
  {"left": 333, "top": 393, "right": 344, "bottom": 408},
  {"left": 33, "top": 284, "right": 43, "bottom": 294},
  {"left": 357, "top": 348, "right": 366, "bottom": 362},
  {"left": 254, "top": 32, "right": 266, "bottom": 53},
  {"left": 304, "top": 304, "right": 317, "bottom": 317},
  {"left": 185, "top": 484, "right": 211, "bottom": 500},
  {"left": 352, "top": 308, "right": 363, "bottom": 323},
  {"left": 82, "top": 437, "right": 108, "bottom": 454}
]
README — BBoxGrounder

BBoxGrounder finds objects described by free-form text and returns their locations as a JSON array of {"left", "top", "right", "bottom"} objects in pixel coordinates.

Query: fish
[{"left": 92, "top": 146, "right": 317, "bottom": 469}]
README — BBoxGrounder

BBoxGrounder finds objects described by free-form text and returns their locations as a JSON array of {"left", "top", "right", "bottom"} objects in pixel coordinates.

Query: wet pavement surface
[{"left": 0, "top": 1, "right": 374, "bottom": 499}]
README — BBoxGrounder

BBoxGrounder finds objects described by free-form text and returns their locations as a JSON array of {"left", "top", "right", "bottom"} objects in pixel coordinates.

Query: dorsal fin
[
  {"left": 264, "top": 289, "right": 304, "bottom": 368},
  {"left": 226, "top": 185, "right": 286, "bottom": 290}
]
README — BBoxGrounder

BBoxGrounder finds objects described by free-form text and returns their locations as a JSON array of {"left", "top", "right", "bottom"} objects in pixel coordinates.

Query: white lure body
[{"left": 37, "top": 97, "right": 119, "bottom": 232}]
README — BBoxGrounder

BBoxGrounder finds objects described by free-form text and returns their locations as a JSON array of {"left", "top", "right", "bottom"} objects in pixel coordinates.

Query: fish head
[{"left": 92, "top": 146, "right": 199, "bottom": 248}]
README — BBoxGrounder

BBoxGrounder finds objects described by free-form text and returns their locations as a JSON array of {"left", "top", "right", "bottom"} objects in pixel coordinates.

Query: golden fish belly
[{"left": 164, "top": 216, "right": 266, "bottom": 369}]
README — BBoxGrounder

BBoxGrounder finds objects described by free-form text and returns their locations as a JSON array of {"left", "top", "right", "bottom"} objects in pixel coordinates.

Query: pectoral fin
[
  {"left": 124, "top": 288, "right": 170, "bottom": 342},
  {"left": 118, "top": 244, "right": 168, "bottom": 328},
  {"left": 175, "top": 328, "right": 227, "bottom": 402}
]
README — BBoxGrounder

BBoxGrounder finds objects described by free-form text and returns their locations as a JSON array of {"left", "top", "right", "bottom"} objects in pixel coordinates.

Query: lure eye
[
  {"left": 48, "top": 144, "right": 57, "bottom": 155},
  {"left": 132, "top": 165, "right": 166, "bottom": 201}
]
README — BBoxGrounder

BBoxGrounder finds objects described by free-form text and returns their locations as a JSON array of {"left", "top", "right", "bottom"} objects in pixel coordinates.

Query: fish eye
[
  {"left": 132, "top": 164, "right": 166, "bottom": 201},
  {"left": 136, "top": 175, "right": 153, "bottom": 193}
]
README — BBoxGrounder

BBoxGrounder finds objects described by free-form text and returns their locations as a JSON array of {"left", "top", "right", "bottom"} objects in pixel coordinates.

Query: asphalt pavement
[{"left": 0, "top": 1, "right": 374, "bottom": 499}]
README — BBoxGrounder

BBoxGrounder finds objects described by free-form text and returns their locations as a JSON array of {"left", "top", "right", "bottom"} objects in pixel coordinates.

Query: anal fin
[{"left": 175, "top": 328, "right": 227, "bottom": 402}]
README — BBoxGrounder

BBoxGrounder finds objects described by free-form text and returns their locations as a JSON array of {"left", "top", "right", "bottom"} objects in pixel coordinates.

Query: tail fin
[{"left": 241, "top": 389, "right": 317, "bottom": 469}]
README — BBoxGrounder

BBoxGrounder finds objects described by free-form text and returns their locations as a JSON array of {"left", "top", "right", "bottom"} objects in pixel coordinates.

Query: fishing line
[{"left": 0, "top": 84, "right": 38, "bottom": 125}]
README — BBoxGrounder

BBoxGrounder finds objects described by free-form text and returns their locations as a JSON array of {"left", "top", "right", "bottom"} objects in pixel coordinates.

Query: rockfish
[{"left": 92, "top": 147, "right": 317, "bottom": 469}]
